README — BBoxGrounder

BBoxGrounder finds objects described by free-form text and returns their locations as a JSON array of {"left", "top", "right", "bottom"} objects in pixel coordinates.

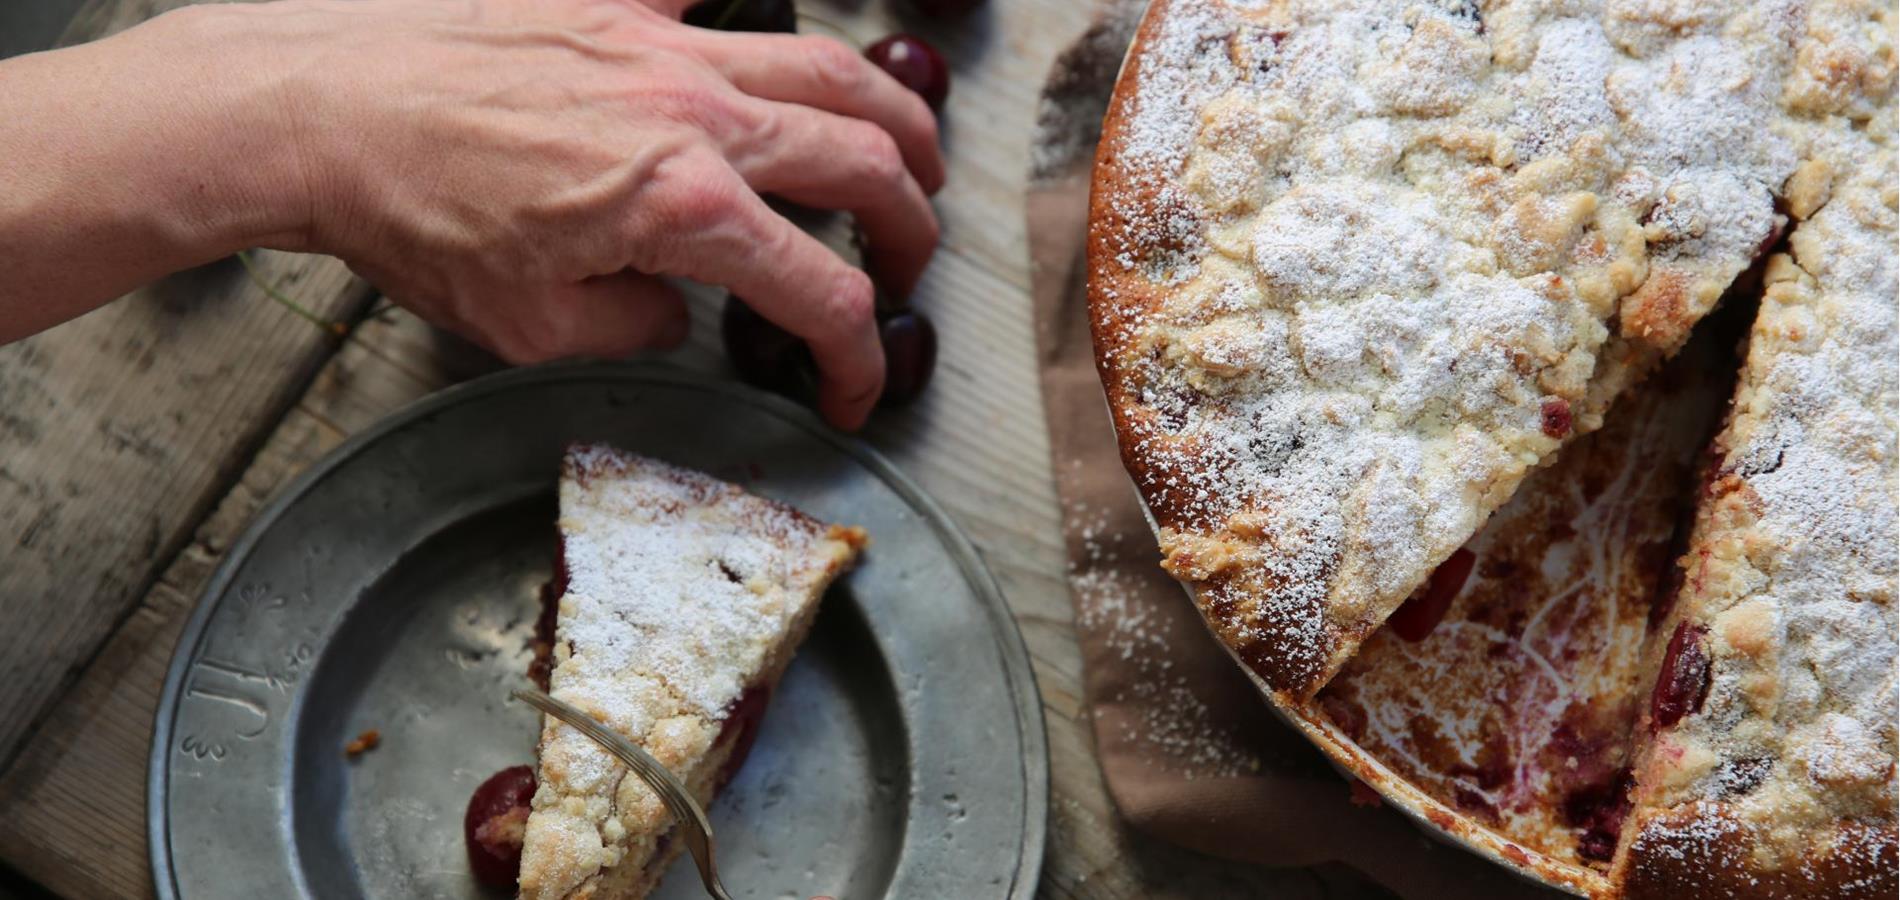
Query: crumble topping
[
  {"left": 1618, "top": 98, "right": 1897, "bottom": 895},
  {"left": 1092, "top": 0, "right": 1847, "bottom": 701}
]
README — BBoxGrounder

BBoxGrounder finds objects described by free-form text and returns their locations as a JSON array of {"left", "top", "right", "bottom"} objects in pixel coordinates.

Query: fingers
[
  {"left": 491, "top": 272, "right": 690, "bottom": 364},
  {"left": 731, "top": 102, "right": 940, "bottom": 298},
  {"left": 692, "top": 33, "right": 945, "bottom": 195},
  {"left": 647, "top": 168, "right": 884, "bottom": 429}
]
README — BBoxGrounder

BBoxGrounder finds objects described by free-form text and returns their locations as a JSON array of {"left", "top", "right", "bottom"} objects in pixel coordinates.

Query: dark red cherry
[
  {"left": 904, "top": 0, "right": 984, "bottom": 18},
  {"left": 1387, "top": 548, "right": 1477, "bottom": 642},
  {"left": 877, "top": 310, "right": 937, "bottom": 407},
  {"left": 865, "top": 34, "right": 949, "bottom": 112},
  {"left": 1541, "top": 397, "right": 1573, "bottom": 439},
  {"left": 1650, "top": 622, "right": 1711, "bottom": 730},
  {"left": 682, "top": 0, "right": 797, "bottom": 33},
  {"left": 464, "top": 765, "right": 537, "bottom": 888},
  {"left": 721, "top": 296, "right": 815, "bottom": 396},
  {"left": 715, "top": 683, "right": 774, "bottom": 788}
]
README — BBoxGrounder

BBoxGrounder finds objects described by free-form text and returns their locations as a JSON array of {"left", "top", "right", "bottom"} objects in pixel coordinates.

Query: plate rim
[{"left": 148, "top": 360, "right": 1050, "bottom": 900}]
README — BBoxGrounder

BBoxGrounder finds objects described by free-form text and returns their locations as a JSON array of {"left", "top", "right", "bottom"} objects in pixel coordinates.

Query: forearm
[{"left": 0, "top": 5, "right": 312, "bottom": 341}]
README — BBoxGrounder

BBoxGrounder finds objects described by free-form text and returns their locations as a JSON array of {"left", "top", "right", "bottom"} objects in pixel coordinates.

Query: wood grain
[
  {"left": 0, "top": 312, "right": 425, "bottom": 900},
  {"left": 0, "top": 250, "right": 371, "bottom": 766},
  {"left": 0, "top": 0, "right": 1389, "bottom": 897}
]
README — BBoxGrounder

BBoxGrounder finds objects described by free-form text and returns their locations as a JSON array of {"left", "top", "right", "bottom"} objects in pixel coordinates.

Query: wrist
[{"left": 117, "top": 3, "right": 321, "bottom": 257}]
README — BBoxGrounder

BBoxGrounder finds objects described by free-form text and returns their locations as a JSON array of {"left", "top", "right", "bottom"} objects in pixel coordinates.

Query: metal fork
[{"left": 513, "top": 688, "right": 734, "bottom": 900}]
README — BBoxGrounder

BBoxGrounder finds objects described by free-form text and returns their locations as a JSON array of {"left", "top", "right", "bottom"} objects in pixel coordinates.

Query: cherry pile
[
  {"left": 677, "top": 0, "right": 962, "bottom": 113},
  {"left": 688, "top": 0, "right": 975, "bottom": 415}
]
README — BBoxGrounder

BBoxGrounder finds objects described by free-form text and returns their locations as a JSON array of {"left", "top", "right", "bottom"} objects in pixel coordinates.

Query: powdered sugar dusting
[
  {"left": 557, "top": 445, "right": 827, "bottom": 720},
  {"left": 1628, "top": 118, "right": 1898, "bottom": 883},
  {"left": 519, "top": 445, "right": 859, "bottom": 900}
]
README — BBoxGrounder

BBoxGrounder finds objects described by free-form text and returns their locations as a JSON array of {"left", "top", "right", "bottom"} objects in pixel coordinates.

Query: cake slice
[
  {"left": 1610, "top": 130, "right": 1897, "bottom": 899},
  {"left": 517, "top": 445, "right": 866, "bottom": 900}
]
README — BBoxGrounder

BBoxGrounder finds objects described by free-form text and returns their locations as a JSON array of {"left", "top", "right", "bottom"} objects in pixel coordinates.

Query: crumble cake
[
  {"left": 1089, "top": 0, "right": 1819, "bottom": 701},
  {"left": 516, "top": 445, "right": 866, "bottom": 900},
  {"left": 1089, "top": 0, "right": 1897, "bottom": 895}
]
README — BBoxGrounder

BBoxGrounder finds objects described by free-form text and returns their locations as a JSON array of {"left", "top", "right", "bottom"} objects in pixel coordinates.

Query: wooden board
[
  {"left": 0, "top": 0, "right": 1388, "bottom": 897},
  {"left": 0, "top": 250, "right": 370, "bottom": 767}
]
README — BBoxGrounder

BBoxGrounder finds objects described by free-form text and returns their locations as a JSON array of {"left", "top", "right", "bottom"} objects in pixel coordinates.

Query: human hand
[{"left": 253, "top": 0, "right": 944, "bottom": 428}]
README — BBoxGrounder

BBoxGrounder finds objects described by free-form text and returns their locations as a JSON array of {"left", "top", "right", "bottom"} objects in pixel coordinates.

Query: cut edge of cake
[{"left": 1607, "top": 136, "right": 1898, "bottom": 900}]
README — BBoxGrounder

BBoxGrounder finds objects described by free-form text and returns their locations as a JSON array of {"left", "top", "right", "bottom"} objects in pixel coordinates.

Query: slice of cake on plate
[{"left": 516, "top": 444, "right": 866, "bottom": 900}]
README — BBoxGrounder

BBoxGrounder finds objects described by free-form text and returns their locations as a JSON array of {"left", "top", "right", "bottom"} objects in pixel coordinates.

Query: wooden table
[{"left": 0, "top": 1, "right": 1386, "bottom": 897}]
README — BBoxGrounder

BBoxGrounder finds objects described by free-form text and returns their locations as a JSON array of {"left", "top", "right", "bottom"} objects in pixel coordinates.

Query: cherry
[
  {"left": 1541, "top": 397, "right": 1573, "bottom": 439},
  {"left": 464, "top": 765, "right": 537, "bottom": 889},
  {"left": 682, "top": 0, "right": 797, "bottom": 33},
  {"left": 721, "top": 296, "right": 815, "bottom": 396},
  {"left": 878, "top": 310, "right": 937, "bottom": 407},
  {"left": 865, "top": 35, "right": 949, "bottom": 112},
  {"left": 1650, "top": 622, "right": 1711, "bottom": 730},
  {"left": 905, "top": 0, "right": 985, "bottom": 18},
  {"left": 1387, "top": 548, "right": 1476, "bottom": 642},
  {"left": 722, "top": 294, "right": 938, "bottom": 409}
]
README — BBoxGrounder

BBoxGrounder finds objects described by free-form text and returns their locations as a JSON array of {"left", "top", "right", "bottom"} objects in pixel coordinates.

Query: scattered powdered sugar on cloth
[{"left": 1067, "top": 498, "right": 1260, "bottom": 778}]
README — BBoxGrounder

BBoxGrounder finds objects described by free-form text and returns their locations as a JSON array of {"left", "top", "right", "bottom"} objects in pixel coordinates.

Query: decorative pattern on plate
[{"left": 519, "top": 446, "right": 865, "bottom": 900}]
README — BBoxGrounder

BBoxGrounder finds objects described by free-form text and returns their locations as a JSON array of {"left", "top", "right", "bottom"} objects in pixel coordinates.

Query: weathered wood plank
[
  {"left": 0, "top": 312, "right": 416, "bottom": 900},
  {"left": 0, "top": 250, "right": 371, "bottom": 767}
]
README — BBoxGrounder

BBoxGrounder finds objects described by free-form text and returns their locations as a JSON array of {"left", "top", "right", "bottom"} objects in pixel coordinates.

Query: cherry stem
[
  {"left": 793, "top": 10, "right": 856, "bottom": 43},
  {"left": 237, "top": 250, "right": 348, "bottom": 337}
]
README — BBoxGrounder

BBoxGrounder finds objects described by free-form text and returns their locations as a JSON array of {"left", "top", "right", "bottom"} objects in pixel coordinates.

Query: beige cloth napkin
[{"left": 1025, "top": 4, "right": 1561, "bottom": 897}]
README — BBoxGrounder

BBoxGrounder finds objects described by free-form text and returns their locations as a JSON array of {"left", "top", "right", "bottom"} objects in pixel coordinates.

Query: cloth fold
[{"left": 1024, "top": 5, "right": 1560, "bottom": 896}]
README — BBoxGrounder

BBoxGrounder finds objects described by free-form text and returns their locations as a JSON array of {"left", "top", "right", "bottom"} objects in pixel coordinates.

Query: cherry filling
[
  {"left": 466, "top": 541, "right": 568, "bottom": 886},
  {"left": 1387, "top": 548, "right": 1477, "bottom": 642},
  {"left": 1540, "top": 398, "right": 1573, "bottom": 439},
  {"left": 1650, "top": 621, "right": 1711, "bottom": 730},
  {"left": 530, "top": 538, "right": 569, "bottom": 691},
  {"left": 1561, "top": 768, "right": 1633, "bottom": 863},
  {"left": 715, "top": 683, "right": 773, "bottom": 788},
  {"left": 465, "top": 765, "right": 537, "bottom": 888}
]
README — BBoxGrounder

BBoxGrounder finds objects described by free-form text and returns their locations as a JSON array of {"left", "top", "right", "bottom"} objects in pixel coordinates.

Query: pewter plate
[{"left": 149, "top": 363, "right": 1047, "bottom": 900}]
